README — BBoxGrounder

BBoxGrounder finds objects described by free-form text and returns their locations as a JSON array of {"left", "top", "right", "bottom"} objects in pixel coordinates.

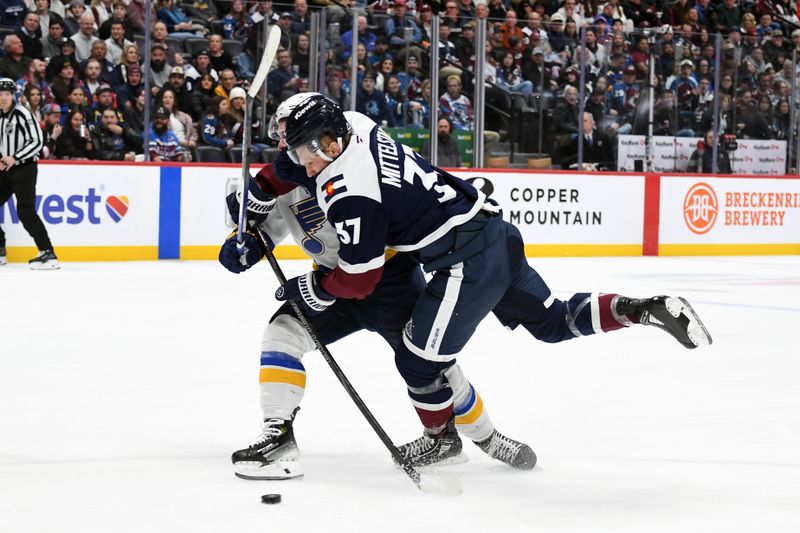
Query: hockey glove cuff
[
  {"left": 218, "top": 231, "right": 266, "bottom": 274},
  {"left": 275, "top": 271, "right": 336, "bottom": 314},
  {"left": 226, "top": 179, "right": 277, "bottom": 225}
]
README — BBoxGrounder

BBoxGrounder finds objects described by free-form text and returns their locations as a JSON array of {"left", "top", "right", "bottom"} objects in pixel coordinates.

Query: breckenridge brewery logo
[{"left": 683, "top": 182, "right": 718, "bottom": 234}]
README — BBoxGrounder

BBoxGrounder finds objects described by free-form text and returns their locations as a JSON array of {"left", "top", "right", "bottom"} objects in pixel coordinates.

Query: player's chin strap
[
  {"left": 251, "top": 225, "right": 458, "bottom": 496},
  {"left": 318, "top": 136, "right": 343, "bottom": 162}
]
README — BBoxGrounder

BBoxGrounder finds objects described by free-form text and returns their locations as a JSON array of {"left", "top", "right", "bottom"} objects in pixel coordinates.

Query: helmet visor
[
  {"left": 267, "top": 115, "right": 282, "bottom": 141},
  {"left": 286, "top": 135, "right": 341, "bottom": 166},
  {"left": 286, "top": 138, "right": 325, "bottom": 166}
]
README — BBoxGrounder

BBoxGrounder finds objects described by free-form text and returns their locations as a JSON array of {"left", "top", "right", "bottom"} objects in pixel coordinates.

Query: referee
[{"left": 0, "top": 78, "right": 59, "bottom": 270}]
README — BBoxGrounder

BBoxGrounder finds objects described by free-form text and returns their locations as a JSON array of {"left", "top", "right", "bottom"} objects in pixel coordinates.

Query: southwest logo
[
  {"left": 0, "top": 188, "right": 128, "bottom": 225},
  {"left": 106, "top": 195, "right": 129, "bottom": 222}
]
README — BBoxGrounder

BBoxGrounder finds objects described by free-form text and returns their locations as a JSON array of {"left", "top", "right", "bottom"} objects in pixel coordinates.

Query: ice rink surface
[{"left": 1, "top": 256, "right": 799, "bottom": 533}]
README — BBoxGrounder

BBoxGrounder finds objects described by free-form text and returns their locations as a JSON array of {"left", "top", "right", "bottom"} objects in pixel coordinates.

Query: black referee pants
[{"left": 0, "top": 161, "right": 53, "bottom": 251}]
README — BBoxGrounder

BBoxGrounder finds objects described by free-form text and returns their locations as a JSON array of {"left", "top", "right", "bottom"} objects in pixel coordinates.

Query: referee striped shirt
[{"left": 0, "top": 104, "right": 44, "bottom": 165}]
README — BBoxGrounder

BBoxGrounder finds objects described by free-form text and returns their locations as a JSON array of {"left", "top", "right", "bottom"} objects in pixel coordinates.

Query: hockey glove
[
  {"left": 273, "top": 150, "right": 310, "bottom": 184},
  {"left": 275, "top": 271, "right": 336, "bottom": 314},
  {"left": 226, "top": 179, "right": 277, "bottom": 225},
  {"left": 218, "top": 230, "right": 265, "bottom": 274}
]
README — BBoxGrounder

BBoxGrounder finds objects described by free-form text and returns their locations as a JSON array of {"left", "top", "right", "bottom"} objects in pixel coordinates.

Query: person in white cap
[{"left": 226, "top": 85, "right": 267, "bottom": 152}]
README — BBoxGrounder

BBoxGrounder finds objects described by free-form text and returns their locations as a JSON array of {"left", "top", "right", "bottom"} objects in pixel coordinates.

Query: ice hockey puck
[{"left": 261, "top": 494, "right": 281, "bottom": 504}]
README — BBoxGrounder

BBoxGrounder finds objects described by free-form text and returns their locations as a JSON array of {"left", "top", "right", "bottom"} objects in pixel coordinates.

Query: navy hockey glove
[
  {"left": 226, "top": 179, "right": 277, "bottom": 225},
  {"left": 273, "top": 150, "right": 310, "bottom": 184},
  {"left": 218, "top": 231, "right": 265, "bottom": 274},
  {"left": 275, "top": 271, "right": 336, "bottom": 314}
]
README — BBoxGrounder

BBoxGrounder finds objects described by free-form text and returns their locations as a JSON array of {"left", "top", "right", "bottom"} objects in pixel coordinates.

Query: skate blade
[
  {"left": 233, "top": 460, "right": 304, "bottom": 481},
  {"left": 666, "top": 297, "right": 712, "bottom": 348},
  {"left": 30, "top": 261, "right": 60, "bottom": 270}
]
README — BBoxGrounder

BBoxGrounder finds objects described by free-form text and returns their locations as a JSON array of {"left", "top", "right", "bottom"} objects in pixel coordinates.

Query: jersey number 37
[{"left": 335, "top": 218, "right": 361, "bottom": 245}]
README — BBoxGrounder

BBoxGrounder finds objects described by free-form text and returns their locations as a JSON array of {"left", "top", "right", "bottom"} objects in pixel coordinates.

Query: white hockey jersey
[{"left": 256, "top": 184, "right": 342, "bottom": 271}]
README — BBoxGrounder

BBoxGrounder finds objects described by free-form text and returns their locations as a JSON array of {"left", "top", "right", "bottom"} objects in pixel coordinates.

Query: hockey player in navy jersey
[
  {"left": 275, "top": 94, "right": 713, "bottom": 467},
  {"left": 219, "top": 93, "right": 535, "bottom": 480}
]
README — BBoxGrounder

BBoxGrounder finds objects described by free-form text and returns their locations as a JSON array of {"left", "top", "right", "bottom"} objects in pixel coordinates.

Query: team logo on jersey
[
  {"left": 105, "top": 195, "right": 129, "bottom": 223},
  {"left": 321, "top": 174, "right": 347, "bottom": 203},
  {"left": 292, "top": 197, "right": 326, "bottom": 254},
  {"left": 683, "top": 182, "right": 718, "bottom": 234}
]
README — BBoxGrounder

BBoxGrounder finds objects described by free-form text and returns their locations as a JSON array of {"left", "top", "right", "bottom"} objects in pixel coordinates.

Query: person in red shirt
[{"left": 630, "top": 34, "right": 650, "bottom": 79}]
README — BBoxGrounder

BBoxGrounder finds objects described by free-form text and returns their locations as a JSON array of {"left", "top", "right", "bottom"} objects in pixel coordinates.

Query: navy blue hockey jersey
[{"left": 314, "top": 112, "right": 486, "bottom": 299}]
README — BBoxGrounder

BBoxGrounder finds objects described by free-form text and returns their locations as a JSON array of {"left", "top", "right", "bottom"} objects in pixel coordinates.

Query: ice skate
[
  {"left": 232, "top": 411, "right": 303, "bottom": 480},
  {"left": 28, "top": 250, "right": 59, "bottom": 270},
  {"left": 0, "top": 247, "right": 6, "bottom": 266},
  {"left": 474, "top": 430, "right": 537, "bottom": 470},
  {"left": 617, "top": 295, "right": 712, "bottom": 349},
  {"left": 396, "top": 417, "right": 466, "bottom": 468}
]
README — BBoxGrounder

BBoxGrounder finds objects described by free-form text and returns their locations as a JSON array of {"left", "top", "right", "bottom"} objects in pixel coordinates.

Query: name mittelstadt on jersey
[{"left": 376, "top": 129, "right": 402, "bottom": 186}]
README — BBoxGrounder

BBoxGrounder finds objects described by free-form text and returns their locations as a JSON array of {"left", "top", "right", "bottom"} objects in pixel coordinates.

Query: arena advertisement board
[
  {"left": 618, "top": 136, "right": 787, "bottom": 175},
  {"left": 0, "top": 163, "right": 161, "bottom": 261},
  {"left": 5, "top": 163, "right": 799, "bottom": 262},
  {"left": 179, "top": 165, "right": 308, "bottom": 260},
  {"left": 658, "top": 175, "right": 800, "bottom": 254},
  {"left": 179, "top": 166, "right": 240, "bottom": 259},
  {"left": 730, "top": 140, "right": 787, "bottom": 175},
  {"left": 452, "top": 171, "right": 646, "bottom": 255}
]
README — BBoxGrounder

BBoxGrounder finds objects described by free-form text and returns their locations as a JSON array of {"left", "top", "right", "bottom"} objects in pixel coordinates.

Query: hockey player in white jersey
[
  {"left": 275, "top": 95, "right": 712, "bottom": 467},
  {"left": 219, "top": 94, "right": 536, "bottom": 480}
]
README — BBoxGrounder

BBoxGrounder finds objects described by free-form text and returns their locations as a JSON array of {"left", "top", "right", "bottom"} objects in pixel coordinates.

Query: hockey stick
[
  {"left": 253, "top": 226, "right": 462, "bottom": 497},
  {"left": 236, "top": 25, "right": 282, "bottom": 248}
]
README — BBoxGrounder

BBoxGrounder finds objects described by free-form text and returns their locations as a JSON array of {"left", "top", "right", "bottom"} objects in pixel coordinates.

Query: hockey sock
[
  {"left": 566, "top": 292, "right": 637, "bottom": 336},
  {"left": 407, "top": 373, "right": 455, "bottom": 435},
  {"left": 445, "top": 365, "right": 494, "bottom": 442},
  {"left": 259, "top": 351, "right": 306, "bottom": 421}
]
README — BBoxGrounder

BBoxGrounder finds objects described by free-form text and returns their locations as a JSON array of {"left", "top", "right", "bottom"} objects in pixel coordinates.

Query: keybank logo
[{"left": 0, "top": 188, "right": 129, "bottom": 225}]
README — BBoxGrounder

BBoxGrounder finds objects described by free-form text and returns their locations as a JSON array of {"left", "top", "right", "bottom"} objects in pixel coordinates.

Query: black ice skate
[
  {"left": 0, "top": 247, "right": 6, "bottom": 266},
  {"left": 474, "top": 430, "right": 537, "bottom": 470},
  {"left": 396, "top": 417, "right": 465, "bottom": 468},
  {"left": 232, "top": 410, "right": 303, "bottom": 480},
  {"left": 28, "top": 249, "right": 59, "bottom": 270},
  {"left": 617, "top": 295, "right": 712, "bottom": 349}
]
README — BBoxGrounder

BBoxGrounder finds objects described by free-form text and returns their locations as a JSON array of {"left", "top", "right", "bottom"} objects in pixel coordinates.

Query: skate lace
[
  {"left": 401, "top": 435, "right": 434, "bottom": 459},
  {"left": 251, "top": 418, "right": 285, "bottom": 447},
  {"left": 487, "top": 432, "right": 522, "bottom": 463}
]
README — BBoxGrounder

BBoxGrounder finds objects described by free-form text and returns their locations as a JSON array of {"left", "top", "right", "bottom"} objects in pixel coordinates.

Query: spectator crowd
[{"left": 0, "top": 0, "right": 797, "bottom": 168}]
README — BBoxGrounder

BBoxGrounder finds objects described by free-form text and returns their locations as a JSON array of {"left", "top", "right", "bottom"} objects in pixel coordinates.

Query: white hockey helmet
[{"left": 267, "top": 92, "right": 323, "bottom": 141}]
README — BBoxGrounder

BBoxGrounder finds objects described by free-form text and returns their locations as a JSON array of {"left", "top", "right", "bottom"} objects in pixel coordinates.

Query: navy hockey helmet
[
  {"left": 284, "top": 94, "right": 349, "bottom": 165},
  {"left": 0, "top": 78, "right": 16, "bottom": 94}
]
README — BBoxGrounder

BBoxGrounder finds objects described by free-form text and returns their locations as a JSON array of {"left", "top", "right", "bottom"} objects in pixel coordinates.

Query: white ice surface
[{"left": 1, "top": 256, "right": 799, "bottom": 533}]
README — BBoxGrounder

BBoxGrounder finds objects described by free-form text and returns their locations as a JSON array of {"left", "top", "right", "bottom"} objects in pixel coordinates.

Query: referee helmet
[{"left": 0, "top": 78, "right": 15, "bottom": 94}]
